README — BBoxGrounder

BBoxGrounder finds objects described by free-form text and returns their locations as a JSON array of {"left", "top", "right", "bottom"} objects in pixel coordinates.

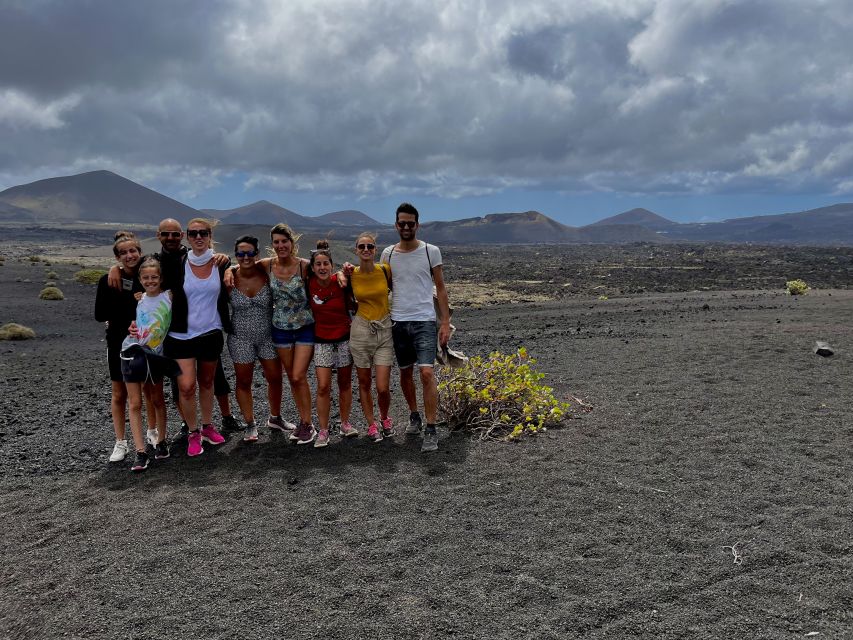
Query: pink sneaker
[
  {"left": 367, "top": 422, "right": 383, "bottom": 443},
  {"left": 339, "top": 421, "right": 359, "bottom": 438},
  {"left": 187, "top": 430, "right": 204, "bottom": 457},
  {"left": 292, "top": 421, "right": 316, "bottom": 445},
  {"left": 314, "top": 429, "right": 330, "bottom": 448},
  {"left": 381, "top": 417, "right": 394, "bottom": 438},
  {"left": 200, "top": 424, "right": 225, "bottom": 446}
]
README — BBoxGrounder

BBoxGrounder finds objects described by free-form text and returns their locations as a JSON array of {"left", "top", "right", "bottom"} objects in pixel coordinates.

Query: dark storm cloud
[{"left": 2, "top": 0, "right": 853, "bottom": 200}]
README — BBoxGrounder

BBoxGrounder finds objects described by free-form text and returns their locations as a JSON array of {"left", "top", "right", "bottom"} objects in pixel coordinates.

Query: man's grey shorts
[{"left": 391, "top": 320, "right": 436, "bottom": 368}]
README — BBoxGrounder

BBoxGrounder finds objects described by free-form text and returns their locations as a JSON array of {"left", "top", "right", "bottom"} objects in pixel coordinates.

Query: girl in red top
[{"left": 307, "top": 240, "right": 357, "bottom": 447}]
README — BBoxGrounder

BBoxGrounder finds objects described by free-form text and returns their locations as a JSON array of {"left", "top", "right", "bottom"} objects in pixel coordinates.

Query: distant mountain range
[{"left": 3, "top": 169, "right": 853, "bottom": 245}]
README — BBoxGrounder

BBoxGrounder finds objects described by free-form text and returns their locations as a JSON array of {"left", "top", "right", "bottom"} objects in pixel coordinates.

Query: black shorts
[{"left": 164, "top": 330, "right": 224, "bottom": 362}]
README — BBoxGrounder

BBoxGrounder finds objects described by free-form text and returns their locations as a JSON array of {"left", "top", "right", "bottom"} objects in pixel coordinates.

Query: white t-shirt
[
  {"left": 380, "top": 241, "right": 442, "bottom": 321},
  {"left": 169, "top": 261, "right": 222, "bottom": 340}
]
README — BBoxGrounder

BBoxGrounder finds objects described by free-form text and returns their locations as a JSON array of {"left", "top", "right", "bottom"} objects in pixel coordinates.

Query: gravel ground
[{"left": 0, "top": 252, "right": 851, "bottom": 639}]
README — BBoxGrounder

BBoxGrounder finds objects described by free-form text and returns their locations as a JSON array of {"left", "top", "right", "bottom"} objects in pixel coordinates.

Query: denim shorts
[
  {"left": 271, "top": 323, "right": 315, "bottom": 349},
  {"left": 391, "top": 320, "right": 437, "bottom": 368}
]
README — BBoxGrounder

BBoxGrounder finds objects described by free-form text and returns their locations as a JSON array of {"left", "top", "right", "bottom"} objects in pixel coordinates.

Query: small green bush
[
  {"left": 0, "top": 323, "right": 36, "bottom": 340},
  {"left": 46, "top": 270, "right": 59, "bottom": 279},
  {"left": 39, "top": 286, "right": 64, "bottom": 300},
  {"left": 44, "top": 281, "right": 56, "bottom": 287},
  {"left": 74, "top": 268, "right": 107, "bottom": 284},
  {"left": 786, "top": 279, "right": 809, "bottom": 295},
  {"left": 27, "top": 255, "right": 40, "bottom": 263},
  {"left": 437, "top": 347, "right": 570, "bottom": 441}
]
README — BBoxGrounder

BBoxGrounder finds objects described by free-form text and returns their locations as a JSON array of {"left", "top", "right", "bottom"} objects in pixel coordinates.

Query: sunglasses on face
[
  {"left": 187, "top": 229, "right": 211, "bottom": 238},
  {"left": 235, "top": 250, "right": 258, "bottom": 258},
  {"left": 159, "top": 231, "right": 181, "bottom": 238},
  {"left": 396, "top": 220, "right": 417, "bottom": 229},
  {"left": 357, "top": 243, "right": 375, "bottom": 251}
]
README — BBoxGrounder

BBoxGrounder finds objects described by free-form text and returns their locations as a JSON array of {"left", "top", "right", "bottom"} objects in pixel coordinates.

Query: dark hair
[
  {"left": 395, "top": 202, "right": 419, "bottom": 223},
  {"left": 310, "top": 239, "right": 333, "bottom": 269},
  {"left": 234, "top": 235, "right": 259, "bottom": 253}
]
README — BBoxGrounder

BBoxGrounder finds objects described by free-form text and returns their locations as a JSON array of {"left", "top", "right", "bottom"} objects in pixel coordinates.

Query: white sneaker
[
  {"left": 146, "top": 429, "right": 158, "bottom": 446},
  {"left": 109, "top": 440, "right": 129, "bottom": 462}
]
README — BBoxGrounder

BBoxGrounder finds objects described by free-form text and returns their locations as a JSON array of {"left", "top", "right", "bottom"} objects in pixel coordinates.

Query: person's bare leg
[
  {"left": 197, "top": 360, "right": 217, "bottom": 425},
  {"left": 260, "top": 357, "right": 283, "bottom": 417},
  {"left": 375, "top": 365, "right": 391, "bottom": 420},
  {"left": 233, "top": 362, "right": 256, "bottom": 424},
  {"left": 356, "top": 367, "right": 375, "bottom": 425},
  {"left": 337, "top": 365, "right": 352, "bottom": 424},
  {"left": 290, "top": 344, "right": 315, "bottom": 424},
  {"left": 176, "top": 359, "right": 198, "bottom": 430},
  {"left": 126, "top": 382, "right": 146, "bottom": 452},
  {"left": 148, "top": 383, "right": 168, "bottom": 442},
  {"left": 420, "top": 365, "right": 438, "bottom": 424},
  {"left": 315, "top": 367, "right": 332, "bottom": 431}
]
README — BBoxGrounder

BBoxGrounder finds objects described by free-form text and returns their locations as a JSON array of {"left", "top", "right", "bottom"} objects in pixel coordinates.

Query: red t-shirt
[{"left": 307, "top": 274, "right": 350, "bottom": 343}]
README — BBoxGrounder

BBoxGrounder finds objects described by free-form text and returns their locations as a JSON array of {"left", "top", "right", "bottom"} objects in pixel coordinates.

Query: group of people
[{"left": 95, "top": 203, "right": 451, "bottom": 472}]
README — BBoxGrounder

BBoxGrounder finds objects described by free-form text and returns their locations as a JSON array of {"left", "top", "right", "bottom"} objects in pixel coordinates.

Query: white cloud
[
  {"left": 1, "top": 0, "right": 853, "bottom": 200},
  {"left": 0, "top": 89, "right": 79, "bottom": 129}
]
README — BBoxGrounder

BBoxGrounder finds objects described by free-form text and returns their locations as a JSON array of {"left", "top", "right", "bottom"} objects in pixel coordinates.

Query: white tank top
[{"left": 169, "top": 261, "right": 222, "bottom": 340}]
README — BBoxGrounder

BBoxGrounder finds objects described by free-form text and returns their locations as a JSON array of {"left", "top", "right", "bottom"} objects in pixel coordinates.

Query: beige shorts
[{"left": 349, "top": 314, "right": 394, "bottom": 369}]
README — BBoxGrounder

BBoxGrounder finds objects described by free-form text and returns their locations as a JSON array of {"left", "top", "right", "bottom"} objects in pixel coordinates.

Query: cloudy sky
[{"left": 2, "top": 0, "right": 852, "bottom": 225}]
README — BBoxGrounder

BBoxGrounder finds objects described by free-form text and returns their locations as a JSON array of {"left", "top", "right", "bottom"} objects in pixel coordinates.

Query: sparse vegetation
[
  {"left": 44, "top": 281, "right": 56, "bottom": 287},
  {"left": 437, "top": 347, "right": 570, "bottom": 441},
  {"left": 27, "top": 255, "right": 40, "bottom": 263},
  {"left": 39, "top": 286, "right": 65, "bottom": 300},
  {"left": 46, "top": 271, "right": 59, "bottom": 279},
  {"left": 74, "top": 268, "right": 107, "bottom": 284},
  {"left": 786, "top": 279, "right": 809, "bottom": 295},
  {"left": 0, "top": 323, "right": 36, "bottom": 340}
]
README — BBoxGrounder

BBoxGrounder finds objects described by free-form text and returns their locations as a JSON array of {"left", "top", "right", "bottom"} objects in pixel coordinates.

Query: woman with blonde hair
[
  {"left": 163, "top": 218, "right": 231, "bottom": 456},
  {"left": 348, "top": 232, "right": 394, "bottom": 442}
]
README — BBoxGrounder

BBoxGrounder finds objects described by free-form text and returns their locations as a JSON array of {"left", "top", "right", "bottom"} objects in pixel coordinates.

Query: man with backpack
[{"left": 380, "top": 202, "right": 451, "bottom": 452}]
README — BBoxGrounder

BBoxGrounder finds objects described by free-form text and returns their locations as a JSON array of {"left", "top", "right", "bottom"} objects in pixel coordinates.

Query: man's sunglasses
[
  {"left": 159, "top": 231, "right": 182, "bottom": 238},
  {"left": 396, "top": 220, "right": 417, "bottom": 229},
  {"left": 357, "top": 243, "right": 376, "bottom": 250},
  {"left": 235, "top": 250, "right": 258, "bottom": 258},
  {"left": 187, "top": 229, "right": 211, "bottom": 238}
]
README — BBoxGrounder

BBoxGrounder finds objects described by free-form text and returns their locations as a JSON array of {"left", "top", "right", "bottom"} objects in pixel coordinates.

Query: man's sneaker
[
  {"left": 381, "top": 417, "right": 394, "bottom": 438},
  {"left": 172, "top": 421, "right": 189, "bottom": 445},
  {"left": 221, "top": 415, "right": 240, "bottom": 432},
  {"left": 187, "top": 430, "right": 204, "bottom": 457},
  {"left": 405, "top": 411, "right": 423, "bottom": 435},
  {"left": 146, "top": 429, "right": 158, "bottom": 446},
  {"left": 314, "top": 429, "right": 330, "bottom": 448},
  {"left": 366, "top": 422, "right": 383, "bottom": 443},
  {"left": 131, "top": 451, "right": 150, "bottom": 472},
  {"left": 339, "top": 421, "right": 358, "bottom": 438},
  {"left": 421, "top": 428, "right": 439, "bottom": 453},
  {"left": 154, "top": 440, "right": 170, "bottom": 460},
  {"left": 200, "top": 424, "right": 225, "bottom": 446},
  {"left": 268, "top": 415, "right": 297, "bottom": 432},
  {"left": 243, "top": 424, "right": 259, "bottom": 442},
  {"left": 109, "top": 440, "right": 128, "bottom": 462},
  {"left": 291, "top": 421, "right": 316, "bottom": 445}
]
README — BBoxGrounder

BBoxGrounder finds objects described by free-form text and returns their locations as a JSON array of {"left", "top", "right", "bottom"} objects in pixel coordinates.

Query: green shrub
[
  {"left": 46, "top": 270, "right": 59, "bottom": 279},
  {"left": 44, "top": 281, "right": 56, "bottom": 287},
  {"left": 74, "top": 268, "right": 107, "bottom": 284},
  {"left": 27, "top": 255, "right": 40, "bottom": 263},
  {"left": 39, "top": 286, "right": 64, "bottom": 300},
  {"left": 786, "top": 279, "right": 809, "bottom": 295},
  {"left": 437, "top": 347, "right": 570, "bottom": 441},
  {"left": 0, "top": 323, "right": 36, "bottom": 340}
]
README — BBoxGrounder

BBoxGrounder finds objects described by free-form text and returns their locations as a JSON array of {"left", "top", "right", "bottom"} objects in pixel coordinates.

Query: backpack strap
[{"left": 380, "top": 262, "right": 392, "bottom": 291}]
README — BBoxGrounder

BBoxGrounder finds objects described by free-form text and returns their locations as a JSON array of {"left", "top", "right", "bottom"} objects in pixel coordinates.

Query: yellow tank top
[{"left": 351, "top": 263, "right": 391, "bottom": 321}]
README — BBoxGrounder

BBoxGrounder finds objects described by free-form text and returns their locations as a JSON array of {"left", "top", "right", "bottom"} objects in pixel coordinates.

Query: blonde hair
[
  {"left": 187, "top": 217, "right": 217, "bottom": 249},
  {"left": 270, "top": 223, "right": 301, "bottom": 257}
]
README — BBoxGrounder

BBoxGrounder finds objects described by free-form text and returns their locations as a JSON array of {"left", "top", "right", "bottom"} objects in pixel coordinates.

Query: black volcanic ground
[{"left": 0, "top": 239, "right": 851, "bottom": 639}]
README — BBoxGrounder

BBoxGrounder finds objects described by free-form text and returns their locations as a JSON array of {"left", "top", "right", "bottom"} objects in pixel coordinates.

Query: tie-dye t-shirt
[{"left": 126, "top": 291, "right": 173, "bottom": 354}]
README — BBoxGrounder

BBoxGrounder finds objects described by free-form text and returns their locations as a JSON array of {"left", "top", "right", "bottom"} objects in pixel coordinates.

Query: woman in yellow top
[{"left": 348, "top": 232, "right": 394, "bottom": 442}]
